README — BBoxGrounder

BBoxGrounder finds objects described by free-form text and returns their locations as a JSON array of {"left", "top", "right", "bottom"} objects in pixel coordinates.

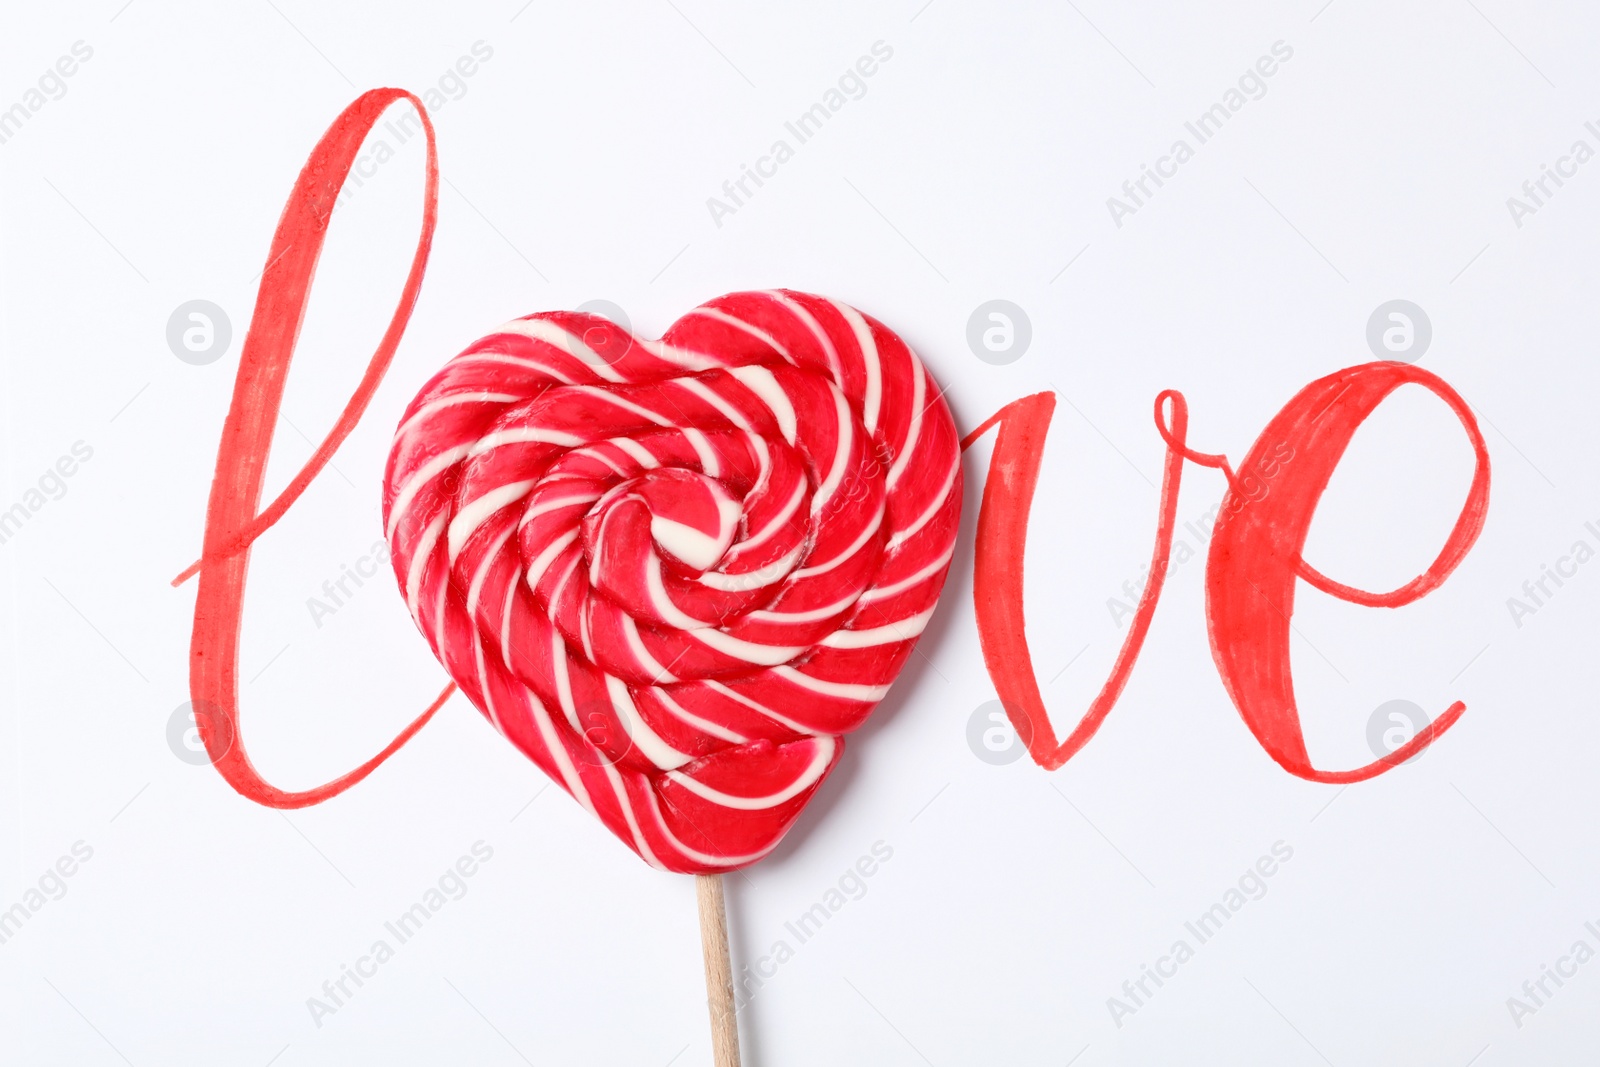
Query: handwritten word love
[{"left": 174, "top": 89, "right": 1490, "bottom": 808}]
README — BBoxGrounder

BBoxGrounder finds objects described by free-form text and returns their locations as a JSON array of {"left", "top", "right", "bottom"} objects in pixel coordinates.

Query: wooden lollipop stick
[{"left": 696, "top": 873, "right": 742, "bottom": 1067}]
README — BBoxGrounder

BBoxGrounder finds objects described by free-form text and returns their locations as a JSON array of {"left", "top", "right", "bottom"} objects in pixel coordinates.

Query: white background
[{"left": 2, "top": 1, "right": 1598, "bottom": 1063}]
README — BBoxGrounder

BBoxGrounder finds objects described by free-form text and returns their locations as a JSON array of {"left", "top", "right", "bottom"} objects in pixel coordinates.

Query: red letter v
[{"left": 964, "top": 391, "right": 1201, "bottom": 770}]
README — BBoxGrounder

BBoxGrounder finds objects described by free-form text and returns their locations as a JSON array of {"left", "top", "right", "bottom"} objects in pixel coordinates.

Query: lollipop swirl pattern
[{"left": 384, "top": 290, "right": 961, "bottom": 872}]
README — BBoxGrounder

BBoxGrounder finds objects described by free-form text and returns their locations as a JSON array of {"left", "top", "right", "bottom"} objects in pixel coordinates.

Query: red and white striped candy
[{"left": 383, "top": 290, "right": 961, "bottom": 872}]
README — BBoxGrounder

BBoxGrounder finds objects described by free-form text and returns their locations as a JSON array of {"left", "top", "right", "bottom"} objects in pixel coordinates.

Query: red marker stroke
[
  {"left": 964, "top": 363, "right": 1490, "bottom": 780},
  {"left": 173, "top": 89, "right": 452, "bottom": 808}
]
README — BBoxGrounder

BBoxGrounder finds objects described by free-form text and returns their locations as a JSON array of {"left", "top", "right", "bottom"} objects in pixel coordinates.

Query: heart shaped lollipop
[{"left": 383, "top": 290, "right": 961, "bottom": 872}]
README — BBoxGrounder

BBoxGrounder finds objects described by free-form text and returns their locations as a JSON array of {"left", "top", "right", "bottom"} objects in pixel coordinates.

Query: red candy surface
[{"left": 383, "top": 291, "right": 962, "bottom": 872}]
